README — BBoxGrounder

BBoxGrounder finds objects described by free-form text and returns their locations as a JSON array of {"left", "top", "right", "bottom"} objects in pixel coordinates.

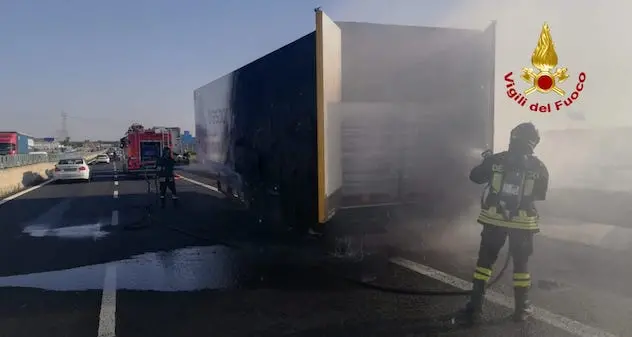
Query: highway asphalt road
[{"left": 0, "top": 161, "right": 627, "bottom": 337}]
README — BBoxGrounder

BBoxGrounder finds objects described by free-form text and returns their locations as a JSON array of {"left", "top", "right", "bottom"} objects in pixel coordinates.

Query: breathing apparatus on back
[
  {"left": 478, "top": 123, "right": 541, "bottom": 219},
  {"left": 498, "top": 123, "right": 540, "bottom": 219},
  {"left": 479, "top": 149, "right": 493, "bottom": 206}
]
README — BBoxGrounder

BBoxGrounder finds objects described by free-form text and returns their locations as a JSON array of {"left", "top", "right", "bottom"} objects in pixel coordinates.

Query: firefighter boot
[
  {"left": 160, "top": 197, "right": 166, "bottom": 209},
  {"left": 513, "top": 287, "right": 534, "bottom": 322},
  {"left": 172, "top": 196, "right": 179, "bottom": 208},
  {"left": 455, "top": 279, "right": 486, "bottom": 325}
]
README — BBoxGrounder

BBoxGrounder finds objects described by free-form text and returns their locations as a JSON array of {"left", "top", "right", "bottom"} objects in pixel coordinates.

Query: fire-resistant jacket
[{"left": 470, "top": 151, "right": 549, "bottom": 232}]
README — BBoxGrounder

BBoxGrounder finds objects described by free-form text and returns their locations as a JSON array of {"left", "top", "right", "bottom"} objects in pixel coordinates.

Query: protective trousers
[
  {"left": 466, "top": 224, "right": 534, "bottom": 321},
  {"left": 159, "top": 177, "right": 178, "bottom": 207}
]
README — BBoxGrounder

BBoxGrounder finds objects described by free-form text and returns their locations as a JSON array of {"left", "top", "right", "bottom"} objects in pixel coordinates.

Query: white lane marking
[
  {"left": 390, "top": 257, "right": 618, "bottom": 337},
  {"left": 97, "top": 263, "right": 117, "bottom": 337},
  {"left": 114, "top": 181, "right": 119, "bottom": 186},
  {"left": 0, "top": 178, "right": 56, "bottom": 206},
  {"left": 113, "top": 190, "right": 118, "bottom": 199},
  {"left": 111, "top": 210, "right": 119, "bottom": 226},
  {"left": 176, "top": 175, "right": 219, "bottom": 192}
]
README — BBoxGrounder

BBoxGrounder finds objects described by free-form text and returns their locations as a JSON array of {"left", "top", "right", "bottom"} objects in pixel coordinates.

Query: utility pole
[
  {"left": 59, "top": 111, "right": 70, "bottom": 146},
  {"left": 61, "top": 111, "right": 68, "bottom": 139}
]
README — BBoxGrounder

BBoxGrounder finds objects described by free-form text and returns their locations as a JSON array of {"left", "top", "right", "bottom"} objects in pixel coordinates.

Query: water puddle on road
[
  {"left": 22, "top": 223, "right": 110, "bottom": 240},
  {"left": 0, "top": 245, "right": 251, "bottom": 291}
]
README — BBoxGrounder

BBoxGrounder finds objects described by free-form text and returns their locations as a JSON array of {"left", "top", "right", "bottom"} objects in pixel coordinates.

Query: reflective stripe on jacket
[
  {"left": 476, "top": 153, "right": 544, "bottom": 232},
  {"left": 477, "top": 206, "right": 539, "bottom": 231}
]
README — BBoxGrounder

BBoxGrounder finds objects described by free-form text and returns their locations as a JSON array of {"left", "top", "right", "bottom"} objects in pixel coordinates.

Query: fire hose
[
  {"left": 128, "top": 155, "right": 512, "bottom": 296},
  {"left": 124, "top": 167, "right": 237, "bottom": 246},
  {"left": 340, "top": 162, "right": 511, "bottom": 297},
  {"left": 122, "top": 169, "right": 157, "bottom": 229}
]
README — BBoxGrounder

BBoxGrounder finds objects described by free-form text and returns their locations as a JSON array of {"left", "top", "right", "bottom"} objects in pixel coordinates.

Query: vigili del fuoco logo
[{"left": 504, "top": 23, "right": 586, "bottom": 113}]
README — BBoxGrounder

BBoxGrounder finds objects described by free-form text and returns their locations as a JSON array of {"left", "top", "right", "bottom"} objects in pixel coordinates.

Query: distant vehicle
[
  {"left": 120, "top": 125, "right": 172, "bottom": 177},
  {"left": 0, "top": 131, "right": 33, "bottom": 155},
  {"left": 175, "top": 152, "right": 190, "bottom": 165},
  {"left": 54, "top": 158, "right": 91, "bottom": 183},
  {"left": 95, "top": 154, "right": 111, "bottom": 164}
]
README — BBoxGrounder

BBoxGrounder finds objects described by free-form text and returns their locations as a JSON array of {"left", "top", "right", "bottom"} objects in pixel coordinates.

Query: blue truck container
[{"left": 16, "top": 133, "right": 30, "bottom": 154}]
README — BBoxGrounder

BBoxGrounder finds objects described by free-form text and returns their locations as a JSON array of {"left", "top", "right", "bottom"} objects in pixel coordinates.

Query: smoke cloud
[{"left": 325, "top": 0, "right": 632, "bottom": 252}]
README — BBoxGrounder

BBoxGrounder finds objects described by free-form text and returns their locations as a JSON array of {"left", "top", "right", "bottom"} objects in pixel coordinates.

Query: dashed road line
[
  {"left": 390, "top": 257, "right": 618, "bottom": 337},
  {"left": 112, "top": 163, "right": 119, "bottom": 195},
  {"left": 97, "top": 262, "right": 117, "bottom": 337},
  {"left": 111, "top": 210, "right": 119, "bottom": 226},
  {"left": 98, "top": 193, "right": 119, "bottom": 336}
]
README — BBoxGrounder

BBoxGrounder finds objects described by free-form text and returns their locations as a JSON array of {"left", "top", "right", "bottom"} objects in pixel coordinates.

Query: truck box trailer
[{"left": 193, "top": 10, "right": 495, "bottom": 232}]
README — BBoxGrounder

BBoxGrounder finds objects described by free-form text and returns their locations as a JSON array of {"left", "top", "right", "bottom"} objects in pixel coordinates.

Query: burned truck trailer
[
  {"left": 194, "top": 28, "right": 319, "bottom": 228},
  {"left": 194, "top": 10, "right": 496, "bottom": 232}
]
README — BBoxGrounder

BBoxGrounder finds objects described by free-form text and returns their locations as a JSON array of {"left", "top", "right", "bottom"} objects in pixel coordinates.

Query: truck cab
[{"left": 0, "top": 132, "right": 31, "bottom": 155}]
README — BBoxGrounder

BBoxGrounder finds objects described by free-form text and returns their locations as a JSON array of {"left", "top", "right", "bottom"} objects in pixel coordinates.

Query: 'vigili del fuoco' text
[{"left": 504, "top": 72, "right": 586, "bottom": 113}]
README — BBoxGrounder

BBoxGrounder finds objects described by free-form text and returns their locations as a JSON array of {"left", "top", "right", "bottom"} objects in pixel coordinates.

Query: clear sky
[
  {"left": 1, "top": 0, "right": 455, "bottom": 140},
  {"left": 4, "top": 0, "right": 625, "bottom": 142}
]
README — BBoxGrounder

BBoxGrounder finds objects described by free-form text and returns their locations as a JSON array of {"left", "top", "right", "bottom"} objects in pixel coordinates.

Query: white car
[
  {"left": 54, "top": 158, "right": 91, "bottom": 182},
  {"left": 95, "top": 154, "right": 110, "bottom": 164}
]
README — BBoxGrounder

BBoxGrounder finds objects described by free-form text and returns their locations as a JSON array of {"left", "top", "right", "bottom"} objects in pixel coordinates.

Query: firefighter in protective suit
[
  {"left": 461, "top": 122, "right": 549, "bottom": 324},
  {"left": 157, "top": 147, "right": 179, "bottom": 208}
]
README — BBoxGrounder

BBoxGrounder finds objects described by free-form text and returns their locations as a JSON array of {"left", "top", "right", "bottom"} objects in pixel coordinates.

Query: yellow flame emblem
[{"left": 520, "top": 23, "right": 569, "bottom": 96}]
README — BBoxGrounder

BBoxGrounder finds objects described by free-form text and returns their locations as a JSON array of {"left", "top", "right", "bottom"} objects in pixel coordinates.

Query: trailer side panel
[{"left": 194, "top": 32, "right": 318, "bottom": 228}]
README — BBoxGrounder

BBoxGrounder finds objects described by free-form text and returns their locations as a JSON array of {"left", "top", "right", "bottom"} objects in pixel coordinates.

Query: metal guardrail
[{"left": 0, "top": 151, "right": 105, "bottom": 170}]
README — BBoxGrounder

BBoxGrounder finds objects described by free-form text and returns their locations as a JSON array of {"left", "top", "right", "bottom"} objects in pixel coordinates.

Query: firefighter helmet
[{"left": 510, "top": 122, "right": 540, "bottom": 150}]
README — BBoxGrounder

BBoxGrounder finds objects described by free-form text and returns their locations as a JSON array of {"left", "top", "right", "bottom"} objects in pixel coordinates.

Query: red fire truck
[{"left": 120, "top": 125, "right": 172, "bottom": 177}]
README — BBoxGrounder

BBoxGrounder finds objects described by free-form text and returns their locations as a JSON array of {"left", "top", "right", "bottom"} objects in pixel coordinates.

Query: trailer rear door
[{"left": 317, "top": 20, "right": 497, "bottom": 223}]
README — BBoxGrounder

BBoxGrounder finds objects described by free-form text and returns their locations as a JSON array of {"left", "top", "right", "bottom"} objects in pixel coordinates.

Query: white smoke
[
  {"left": 323, "top": 1, "right": 632, "bottom": 249},
  {"left": 435, "top": 0, "right": 632, "bottom": 145},
  {"left": 328, "top": 0, "right": 632, "bottom": 190}
]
